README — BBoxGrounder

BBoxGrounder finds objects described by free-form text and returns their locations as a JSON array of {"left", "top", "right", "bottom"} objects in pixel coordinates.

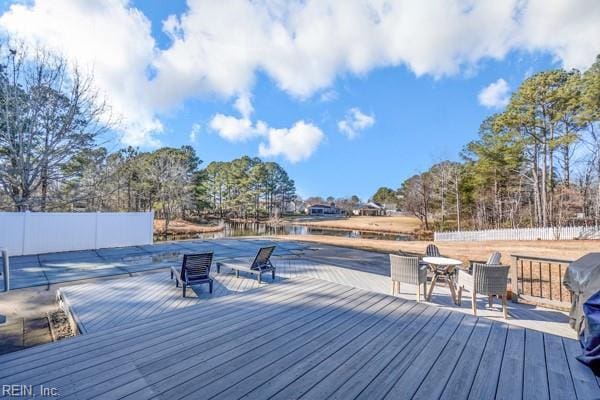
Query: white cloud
[
  {"left": 0, "top": 0, "right": 162, "bottom": 147},
  {"left": 189, "top": 123, "right": 201, "bottom": 143},
  {"left": 234, "top": 93, "right": 254, "bottom": 119},
  {"left": 338, "top": 108, "right": 375, "bottom": 139},
  {"left": 210, "top": 97, "right": 323, "bottom": 162},
  {"left": 478, "top": 78, "right": 511, "bottom": 108},
  {"left": 259, "top": 121, "right": 325, "bottom": 163},
  {"left": 320, "top": 90, "right": 338, "bottom": 102},
  {"left": 209, "top": 114, "right": 258, "bottom": 142},
  {"left": 2, "top": 0, "right": 600, "bottom": 146}
]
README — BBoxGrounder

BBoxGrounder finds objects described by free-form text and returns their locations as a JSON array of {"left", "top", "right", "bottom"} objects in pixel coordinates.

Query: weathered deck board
[
  {"left": 0, "top": 277, "right": 597, "bottom": 400},
  {"left": 58, "top": 254, "right": 574, "bottom": 338}
]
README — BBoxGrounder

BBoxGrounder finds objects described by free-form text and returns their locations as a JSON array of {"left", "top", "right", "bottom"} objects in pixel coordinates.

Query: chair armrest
[{"left": 171, "top": 266, "right": 183, "bottom": 285}]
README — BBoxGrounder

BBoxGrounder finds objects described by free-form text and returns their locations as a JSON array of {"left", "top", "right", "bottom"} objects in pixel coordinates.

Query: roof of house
[
  {"left": 308, "top": 204, "right": 336, "bottom": 209},
  {"left": 355, "top": 201, "right": 384, "bottom": 210}
]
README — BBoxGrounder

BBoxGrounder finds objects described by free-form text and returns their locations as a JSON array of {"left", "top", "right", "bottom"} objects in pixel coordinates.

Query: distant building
[
  {"left": 353, "top": 201, "right": 386, "bottom": 216},
  {"left": 305, "top": 203, "right": 343, "bottom": 216}
]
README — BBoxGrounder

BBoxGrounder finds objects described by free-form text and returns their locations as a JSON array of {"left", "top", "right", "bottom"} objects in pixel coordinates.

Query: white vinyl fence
[
  {"left": 434, "top": 226, "right": 600, "bottom": 242},
  {"left": 0, "top": 212, "right": 154, "bottom": 256}
]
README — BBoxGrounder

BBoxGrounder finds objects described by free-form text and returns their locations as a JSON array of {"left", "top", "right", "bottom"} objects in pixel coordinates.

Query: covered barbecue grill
[
  {"left": 564, "top": 252, "right": 600, "bottom": 375},
  {"left": 564, "top": 252, "right": 600, "bottom": 333}
]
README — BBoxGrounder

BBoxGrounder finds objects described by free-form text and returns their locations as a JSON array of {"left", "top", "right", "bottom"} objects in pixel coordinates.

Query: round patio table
[{"left": 422, "top": 256, "right": 462, "bottom": 303}]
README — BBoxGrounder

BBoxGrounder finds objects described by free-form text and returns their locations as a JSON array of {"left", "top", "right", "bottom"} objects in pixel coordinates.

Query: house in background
[
  {"left": 305, "top": 203, "right": 343, "bottom": 216},
  {"left": 353, "top": 201, "right": 386, "bottom": 216}
]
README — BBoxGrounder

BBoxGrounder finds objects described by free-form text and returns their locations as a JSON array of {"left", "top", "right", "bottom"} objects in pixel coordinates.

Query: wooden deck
[
  {"left": 58, "top": 254, "right": 574, "bottom": 337},
  {"left": 59, "top": 269, "right": 285, "bottom": 333},
  {"left": 1, "top": 277, "right": 598, "bottom": 400}
]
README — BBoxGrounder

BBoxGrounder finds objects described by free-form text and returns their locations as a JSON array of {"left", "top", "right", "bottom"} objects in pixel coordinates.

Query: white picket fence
[
  {"left": 434, "top": 226, "right": 600, "bottom": 242},
  {"left": 0, "top": 211, "right": 154, "bottom": 256}
]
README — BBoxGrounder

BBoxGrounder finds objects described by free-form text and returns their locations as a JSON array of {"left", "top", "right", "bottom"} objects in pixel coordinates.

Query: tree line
[
  {"left": 0, "top": 43, "right": 298, "bottom": 232},
  {"left": 196, "top": 156, "right": 296, "bottom": 220},
  {"left": 392, "top": 57, "right": 600, "bottom": 231}
]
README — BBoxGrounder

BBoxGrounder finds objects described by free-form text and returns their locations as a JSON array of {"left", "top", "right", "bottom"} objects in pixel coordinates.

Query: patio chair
[
  {"left": 456, "top": 262, "right": 510, "bottom": 318},
  {"left": 170, "top": 252, "right": 214, "bottom": 297},
  {"left": 468, "top": 251, "right": 502, "bottom": 271},
  {"left": 425, "top": 244, "right": 441, "bottom": 257},
  {"left": 389, "top": 254, "right": 428, "bottom": 302},
  {"left": 216, "top": 246, "right": 276, "bottom": 283}
]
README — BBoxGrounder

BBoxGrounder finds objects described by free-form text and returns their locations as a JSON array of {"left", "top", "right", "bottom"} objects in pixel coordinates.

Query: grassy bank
[
  {"left": 290, "top": 215, "right": 422, "bottom": 234},
  {"left": 284, "top": 234, "right": 596, "bottom": 264}
]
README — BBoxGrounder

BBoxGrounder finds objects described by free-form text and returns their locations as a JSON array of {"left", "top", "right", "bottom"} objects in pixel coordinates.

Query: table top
[{"left": 422, "top": 256, "right": 463, "bottom": 266}]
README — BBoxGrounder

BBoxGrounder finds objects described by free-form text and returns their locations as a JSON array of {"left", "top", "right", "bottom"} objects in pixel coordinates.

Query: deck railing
[{"left": 510, "top": 254, "right": 573, "bottom": 310}]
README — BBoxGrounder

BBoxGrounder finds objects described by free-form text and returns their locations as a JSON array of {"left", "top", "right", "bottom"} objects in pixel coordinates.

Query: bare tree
[{"left": 0, "top": 42, "right": 109, "bottom": 211}]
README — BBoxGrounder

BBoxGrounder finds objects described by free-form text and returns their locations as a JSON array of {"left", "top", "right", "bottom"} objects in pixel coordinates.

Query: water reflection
[{"left": 155, "top": 221, "right": 414, "bottom": 242}]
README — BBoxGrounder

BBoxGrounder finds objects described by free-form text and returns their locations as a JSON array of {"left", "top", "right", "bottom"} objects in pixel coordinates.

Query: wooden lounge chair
[
  {"left": 216, "top": 246, "right": 276, "bottom": 283},
  {"left": 389, "top": 254, "right": 428, "bottom": 301},
  {"left": 170, "top": 252, "right": 214, "bottom": 297},
  {"left": 456, "top": 262, "right": 510, "bottom": 318}
]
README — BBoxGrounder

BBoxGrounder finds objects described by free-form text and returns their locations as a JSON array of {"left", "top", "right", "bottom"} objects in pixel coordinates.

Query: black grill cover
[
  {"left": 563, "top": 253, "right": 600, "bottom": 332},
  {"left": 577, "top": 291, "right": 600, "bottom": 376}
]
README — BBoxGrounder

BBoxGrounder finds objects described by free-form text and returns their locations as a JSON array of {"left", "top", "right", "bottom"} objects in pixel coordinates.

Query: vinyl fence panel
[
  {"left": 0, "top": 212, "right": 154, "bottom": 256},
  {"left": 434, "top": 226, "right": 600, "bottom": 241}
]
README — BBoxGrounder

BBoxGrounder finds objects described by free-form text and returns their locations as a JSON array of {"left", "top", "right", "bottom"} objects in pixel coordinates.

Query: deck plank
[
  {"left": 0, "top": 276, "right": 596, "bottom": 400},
  {"left": 496, "top": 324, "right": 526, "bottom": 400},
  {"left": 545, "top": 333, "right": 577, "bottom": 399},
  {"left": 438, "top": 317, "right": 494, "bottom": 399},
  {"left": 382, "top": 312, "right": 466, "bottom": 399},
  {"left": 154, "top": 292, "right": 396, "bottom": 400},
  {"left": 286, "top": 304, "right": 430, "bottom": 400},
  {"left": 467, "top": 322, "right": 509, "bottom": 400},
  {"left": 240, "top": 301, "right": 423, "bottom": 400},
  {"left": 523, "top": 329, "right": 550, "bottom": 400}
]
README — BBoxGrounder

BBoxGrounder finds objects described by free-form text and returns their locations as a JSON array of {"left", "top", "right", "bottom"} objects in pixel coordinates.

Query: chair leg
[
  {"left": 457, "top": 286, "right": 462, "bottom": 306},
  {"left": 416, "top": 285, "right": 420, "bottom": 302},
  {"left": 502, "top": 295, "right": 508, "bottom": 319},
  {"left": 209, "top": 281, "right": 213, "bottom": 294},
  {"left": 217, "top": 264, "right": 221, "bottom": 273},
  {"left": 423, "top": 281, "right": 427, "bottom": 300},
  {"left": 272, "top": 268, "right": 275, "bottom": 280},
  {"left": 182, "top": 283, "right": 186, "bottom": 298},
  {"left": 471, "top": 292, "right": 477, "bottom": 316},
  {"left": 235, "top": 270, "right": 239, "bottom": 278},
  {"left": 396, "top": 281, "right": 400, "bottom": 295},
  {"left": 447, "top": 276, "right": 458, "bottom": 304},
  {"left": 390, "top": 280, "right": 395, "bottom": 295},
  {"left": 258, "top": 272, "right": 262, "bottom": 284},
  {"left": 427, "top": 274, "right": 437, "bottom": 301},
  {"left": 488, "top": 295, "right": 493, "bottom": 308}
]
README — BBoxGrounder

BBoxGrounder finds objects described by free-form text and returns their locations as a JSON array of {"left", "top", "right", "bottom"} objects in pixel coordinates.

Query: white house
[{"left": 352, "top": 201, "right": 386, "bottom": 216}]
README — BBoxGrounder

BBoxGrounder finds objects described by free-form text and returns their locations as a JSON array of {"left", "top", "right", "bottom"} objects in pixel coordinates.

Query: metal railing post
[
  {"left": 510, "top": 255, "right": 519, "bottom": 303},
  {"left": 1, "top": 248, "right": 9, "bottom": 292}
]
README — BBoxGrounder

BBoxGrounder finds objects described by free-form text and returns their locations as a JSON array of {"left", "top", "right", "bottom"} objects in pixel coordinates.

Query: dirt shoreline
[{"left": 153, "top": 219, "right": 224, "bottom": 235}]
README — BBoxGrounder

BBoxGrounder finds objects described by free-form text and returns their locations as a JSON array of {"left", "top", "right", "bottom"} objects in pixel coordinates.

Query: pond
[{"left": 155, "top": 221, "right": 415, "bottom": 242}]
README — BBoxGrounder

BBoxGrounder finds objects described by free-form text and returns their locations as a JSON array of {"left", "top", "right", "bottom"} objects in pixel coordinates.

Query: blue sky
[{"left": 1, "top": 0, "right": 599, "bottom": 200}]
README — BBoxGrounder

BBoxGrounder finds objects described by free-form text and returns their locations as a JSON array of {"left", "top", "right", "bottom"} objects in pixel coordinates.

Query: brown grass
[
  {"left": 292, "top": 215, "right": 422, "bottom": 234},
  {"left": 283, "top": 235, "right": 596, "bottom": 265},
  {"left": 153, "top": 219, "right": 224, "bottom": 235}
]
